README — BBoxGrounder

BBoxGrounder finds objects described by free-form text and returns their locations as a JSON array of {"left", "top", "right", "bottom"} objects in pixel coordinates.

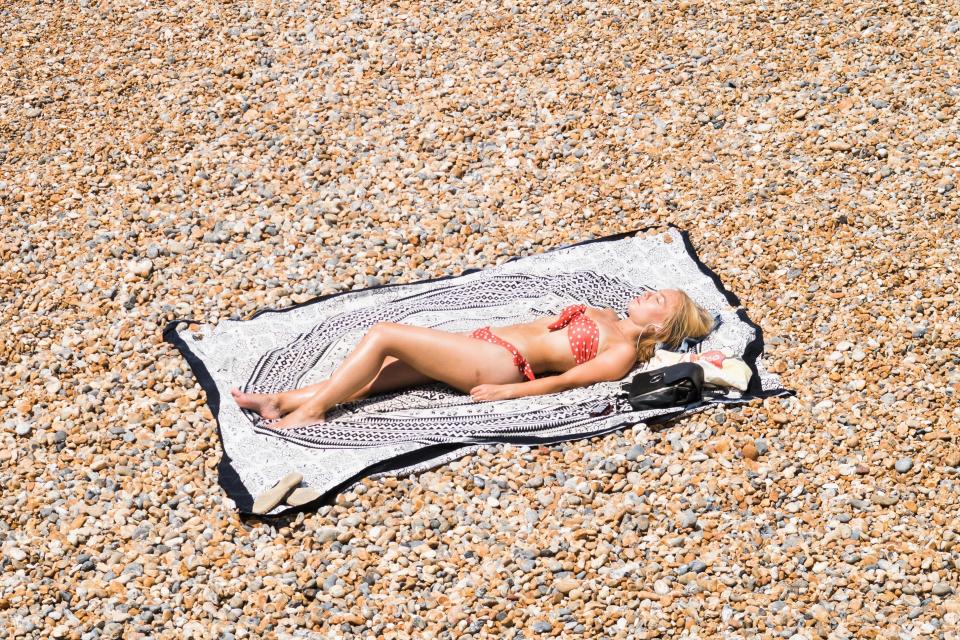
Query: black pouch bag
[{"left": 620, "top": 362, "right": 705, "bottom": 411}]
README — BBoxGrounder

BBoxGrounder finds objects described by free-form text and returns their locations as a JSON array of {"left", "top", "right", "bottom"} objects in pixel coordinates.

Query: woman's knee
[
  {"left": 365, "top": 322, "right": 393, "bottom": 338},
  {"left": 363, "top": 322, "right": 403, "bottom": 348}
]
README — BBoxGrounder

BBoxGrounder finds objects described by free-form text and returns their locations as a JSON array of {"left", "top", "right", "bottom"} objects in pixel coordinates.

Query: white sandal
[
  {"left": 285, "top": 487, "right": 322, "bottom": 507},
  {"left": 251, "top": 472, "right": 303, "bottom": 514}
]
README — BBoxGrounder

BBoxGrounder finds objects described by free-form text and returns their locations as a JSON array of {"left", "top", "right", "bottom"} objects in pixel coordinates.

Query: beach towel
[{"left": 163, "top": 226, "right": 791, "bottom": 516}]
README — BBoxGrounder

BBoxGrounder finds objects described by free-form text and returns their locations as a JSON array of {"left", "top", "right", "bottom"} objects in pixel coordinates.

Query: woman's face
[{"left": 627, "top": 289, "right": 682, "bottom": 330}]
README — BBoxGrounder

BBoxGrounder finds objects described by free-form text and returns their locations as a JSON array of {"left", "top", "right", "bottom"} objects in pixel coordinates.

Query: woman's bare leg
[
  {"left": 231, "top": 356, "right": 431, "bottom": 417},
  {"left": 267, "top": 323, "right": 522, "bottom": 430}
]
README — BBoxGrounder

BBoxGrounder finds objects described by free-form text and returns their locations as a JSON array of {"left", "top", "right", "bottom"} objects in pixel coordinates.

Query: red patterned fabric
[
  {"left": 547, "top": 304, "right": 600, "bottom": 365},
  {"left": 470, "top": 327, "right": 537, "bottom": 381}
]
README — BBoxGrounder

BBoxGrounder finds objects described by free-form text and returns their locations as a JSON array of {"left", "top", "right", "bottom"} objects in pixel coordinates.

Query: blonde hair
[{"left": 635, "top": 290, "right": 714, "bottom": 363}]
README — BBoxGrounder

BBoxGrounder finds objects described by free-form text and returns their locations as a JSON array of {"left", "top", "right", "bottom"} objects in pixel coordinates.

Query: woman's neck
[{"left": 615, "top": 317, "right": 645, "bottom": 344}]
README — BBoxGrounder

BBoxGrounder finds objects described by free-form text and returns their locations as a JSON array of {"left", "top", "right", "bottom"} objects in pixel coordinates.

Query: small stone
[
  {"left": 742, "top": 442, "right": 759, "bottom": 460},
  {"left": 932, "top": 583, "right": 954, "bottom": 596},
  {"left": 524, "top": 476, "right": 544, "bottom": 489},
  {"left": 536, "top": 489, "right": 555, "bottom": 507},
  {"left": 167, "top": 240, "right": 188, "bottom": 254},
  {"left": 316, "top": 528, "right": 338, "bottom": 543},
  {"left": 531, "top": 620, "right": 553, "bottom": 633},
  {"left": 554, "top": 577, "right": 578, "bottom": 594},
  {"left": 128, "top": 259, "right": 154, "bottom": 277},
  {"left": 754, "top": 438, "right": 770, "bottom": 455},
  {"left": 653, "top": 579, "right": 671, "bottom": 595},
  {"left": 679, "top": 510, "right": 698, "bottom": 529},
  {"left": 895, "top": 458, "right": 914, "bottom": 473}
]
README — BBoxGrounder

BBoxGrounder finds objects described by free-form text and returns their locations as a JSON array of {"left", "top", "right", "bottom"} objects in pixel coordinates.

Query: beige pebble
[{"left": 554, "top": 577, "right": 579, "bottom": 594}]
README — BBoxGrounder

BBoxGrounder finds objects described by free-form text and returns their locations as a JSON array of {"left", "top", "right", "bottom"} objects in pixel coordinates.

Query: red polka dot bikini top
[{"left": 547, "top": 304, "right": 600, "bottom": 365}]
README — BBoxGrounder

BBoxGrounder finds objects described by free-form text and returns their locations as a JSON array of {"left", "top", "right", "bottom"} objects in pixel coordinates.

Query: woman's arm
[{"left": 471, "top": 346, "right": 636, "bottom": 401}]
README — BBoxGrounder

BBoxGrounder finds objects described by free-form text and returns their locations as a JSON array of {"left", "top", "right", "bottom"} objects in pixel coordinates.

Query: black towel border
[{"left": 162, "top": 225, "right": 790, "bottom": 516}]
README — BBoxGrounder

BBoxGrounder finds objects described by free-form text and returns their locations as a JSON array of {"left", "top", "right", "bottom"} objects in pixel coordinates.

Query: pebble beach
[{"left": 3, "top": 0, "right": 960, "bottom": 637}]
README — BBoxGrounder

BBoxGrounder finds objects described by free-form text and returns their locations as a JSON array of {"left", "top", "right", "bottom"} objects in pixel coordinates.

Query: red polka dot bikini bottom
[{"left": 470, "top": 327, "right": 536, "bottom": 381}]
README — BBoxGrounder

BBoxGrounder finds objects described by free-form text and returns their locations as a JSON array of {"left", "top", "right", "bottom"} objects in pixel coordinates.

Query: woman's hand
[{"left": 470, "top": 383, "right": 515, "bottom": 402}]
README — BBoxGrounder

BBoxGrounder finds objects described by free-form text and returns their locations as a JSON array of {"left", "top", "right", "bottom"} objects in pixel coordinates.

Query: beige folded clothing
[{"left": 646, "top": 349, "right": 753, "bottom": 391}]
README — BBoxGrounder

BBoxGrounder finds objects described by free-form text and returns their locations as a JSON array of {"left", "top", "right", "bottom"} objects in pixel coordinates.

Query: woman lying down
[{"left": 232, "top": 289, "right": 726, "bottom": 430}]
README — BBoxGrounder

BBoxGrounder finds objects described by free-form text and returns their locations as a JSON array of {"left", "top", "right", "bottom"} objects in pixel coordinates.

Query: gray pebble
[
  {"left": 932, "top": 583, "right": 953, "bottom": 596},
  {"left": 895, "top": 458, "right": 913, "bottom": 473},
  {"left": 679, "top": 510, "right": 698, "bottom": 529},
  {"left": 524, "top": 477, "right": 544, "bottom": 489},
  {"left": 626, "top": 444, "right": 645, "bottom": 462},
  {"left": 532, "top": 620, "right": 552, "bottom": 633},
  {"left": 689, "top": 560, "right": 708, "bottom": 573}
]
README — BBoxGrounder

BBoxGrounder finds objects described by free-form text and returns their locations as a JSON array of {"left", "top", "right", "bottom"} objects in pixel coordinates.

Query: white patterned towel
[{"left": 163, "top": 227, "right": 791, "bottom": 516}]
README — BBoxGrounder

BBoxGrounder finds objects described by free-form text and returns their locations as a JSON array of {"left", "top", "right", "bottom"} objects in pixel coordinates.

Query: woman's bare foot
[
  {"left": 231, "top": 388, "right": 283, "bottom": 419},
  {"left": 267, "top": 404, "right": 325, "bottom": 430}
]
